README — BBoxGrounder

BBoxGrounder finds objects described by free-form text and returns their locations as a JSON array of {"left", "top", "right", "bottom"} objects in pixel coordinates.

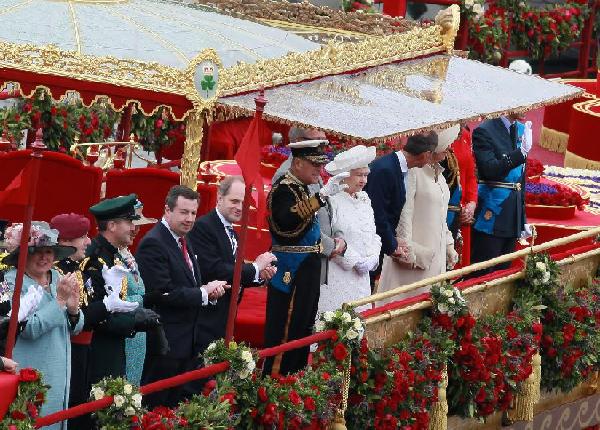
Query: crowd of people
[{"left": 0, "top": 111, "right": 531, "bottom": 427}]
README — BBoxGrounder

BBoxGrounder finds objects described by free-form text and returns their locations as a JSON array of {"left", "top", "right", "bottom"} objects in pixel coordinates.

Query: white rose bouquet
[
  {"left": 430, "top": 282, "right": 468, "bottom": 318},
  {"left": 204, "top": 339, "right": 257, "bottom": 381},
  {"left": 90, "top": 376, "right": 144, "bottom": 429},
  {"left": 315, "top": 307, "right": 365, "bottom": 353}
]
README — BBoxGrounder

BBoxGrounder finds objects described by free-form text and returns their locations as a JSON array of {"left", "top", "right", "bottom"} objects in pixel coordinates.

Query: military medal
[{"left": 484, "top": 210, "right": 493, "bottom": 221}]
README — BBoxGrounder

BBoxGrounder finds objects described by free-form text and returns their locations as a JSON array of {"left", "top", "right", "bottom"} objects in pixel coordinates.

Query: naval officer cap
[
  {"left": 89, "top": 194, "right": 141, "bottom": 222},
  {"left": 288, "top": 139, "right": 330, "bottom": 164}
]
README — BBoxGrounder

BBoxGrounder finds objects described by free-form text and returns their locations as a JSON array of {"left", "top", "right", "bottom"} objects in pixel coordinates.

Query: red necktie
[{"left": 179, "top": 237, "right": 193, "bottom": 271}]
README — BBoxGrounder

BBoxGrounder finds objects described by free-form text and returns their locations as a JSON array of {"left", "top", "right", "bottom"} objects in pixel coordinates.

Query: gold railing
[
  {"left": 70, "top": 134, "right": 140, "bottom": 170},
  {"left": 347, "top": 226, "right": 600, "bottom": 320}
]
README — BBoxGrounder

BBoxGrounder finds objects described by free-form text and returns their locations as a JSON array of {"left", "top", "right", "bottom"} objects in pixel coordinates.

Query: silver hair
[{"left": 288, "top": 126, "right": 313, "bottom": 143}]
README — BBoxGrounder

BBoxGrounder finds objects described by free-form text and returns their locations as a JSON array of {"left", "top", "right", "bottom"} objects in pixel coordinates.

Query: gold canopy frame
[{"left": 0, "top": 2, "right": 456, "bottom": 187}]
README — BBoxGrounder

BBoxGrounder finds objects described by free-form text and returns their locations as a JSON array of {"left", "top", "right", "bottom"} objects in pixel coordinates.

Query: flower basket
[
  {"left": 0, "top": 372, "right": 19, "bottom": 420},
  {"left": 525, "top": 181, "right": 586, "bottom": 219},
  {"left": 525, "top": 204, "right": 577, "bottom": 220}
]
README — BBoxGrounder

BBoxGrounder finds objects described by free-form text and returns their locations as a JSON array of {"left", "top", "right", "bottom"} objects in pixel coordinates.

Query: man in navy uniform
[
  {"left": 471, "top": 114, "right": 533, "bottom": 274},
  {"left": 263, "top": 139, "right": 348, "bottom": 376}
]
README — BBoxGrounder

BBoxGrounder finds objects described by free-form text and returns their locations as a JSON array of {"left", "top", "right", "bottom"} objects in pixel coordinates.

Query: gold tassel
[
  {"left": 505, "top": 352, "right": 541, "bottom": 423},
  {"left": 428, "top": 367, "right": 448, "bottom": 430},
  {"left": 539, "top": 127, "right": 569, "bottom": 153},
  {"left": 564, "top": 151, "right": 600, "bottom": 171},
  {"left": 330, "top": 358, "right": 351, "bottom": 430}
]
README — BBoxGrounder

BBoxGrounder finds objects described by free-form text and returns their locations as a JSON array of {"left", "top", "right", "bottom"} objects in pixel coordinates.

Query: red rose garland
[{"left": 0, "top": 369, "right": 48, "bottom": 430}]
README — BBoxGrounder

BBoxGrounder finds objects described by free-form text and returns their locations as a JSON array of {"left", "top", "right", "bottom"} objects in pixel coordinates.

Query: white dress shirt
[
  {"left": 396, "top": 150, "right": 409, "bottom": 190},
  {"left": 161, "top": 218, "right": 210, "bottom": 305},
  {"left": 215, "top": 209, "right": 260, "bottom": 282}
]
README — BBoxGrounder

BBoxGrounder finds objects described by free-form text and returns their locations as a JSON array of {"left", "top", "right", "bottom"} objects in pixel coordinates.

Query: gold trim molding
[
  {"left": 0, "top": 41, "right": 190, "bottom": 96},
  {"left": 0, "top": 22, "right": 446, "bottom": 102},
  {"left": 219, "top": 25, "right": 445, "bottom": 96}
]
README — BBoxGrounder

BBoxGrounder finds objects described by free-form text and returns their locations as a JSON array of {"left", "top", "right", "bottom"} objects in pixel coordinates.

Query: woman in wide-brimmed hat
[
  {"left": 3, "top": 221, "right": 84, "bottom": 430},
  {"left": 317, "top": 144, "right": 382, "bottom": 314}
]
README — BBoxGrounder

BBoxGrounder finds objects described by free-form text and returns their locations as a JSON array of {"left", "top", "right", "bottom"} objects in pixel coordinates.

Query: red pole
[
  {"left": 382, "top": 0, "right": 407, "bottom": 17},
  {"left": 224, "top": 92, "right": 267, "bottom": 344},
  {"left": 4, "top": 129, "right": 46, "bottom": 358}
]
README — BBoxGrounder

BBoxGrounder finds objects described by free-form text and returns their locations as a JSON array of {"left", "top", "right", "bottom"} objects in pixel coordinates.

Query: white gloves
[
  {"left": 520, "top": 223, "right": 534, "bottom": 239},
  {"left": 103, "top": 285, "right": 139, "bottom": 313},
  {"left": 354, "top": 255, "right": 380, "bottom": 275},
  {"left": 320, "top": 172, "right": 350, "bottom": 198},
  {"left": 521, "top": 121, "right": 533, "bottom": 156},
  {"left": 8, "top": 285, "right": 44, "bottom": 322},
  {"left": 101, "top": 265, "right": 138, "bottom": 313},
  {"left": 102, "top": 265, "right": 129, "bottom": 290},
  {"left": 446, "top": 244, "right": 459, "bottom": 270}
]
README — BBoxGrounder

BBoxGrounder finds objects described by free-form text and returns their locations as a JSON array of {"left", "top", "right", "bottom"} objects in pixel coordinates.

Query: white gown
[
  {"left": 318, "top": 191, "right": 382, "bottom": 314},
  {"left": 377, "top": 164, "right": 454, "bottom": 305}
]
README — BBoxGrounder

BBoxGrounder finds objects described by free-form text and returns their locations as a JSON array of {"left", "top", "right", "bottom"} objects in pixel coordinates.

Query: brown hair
[
  {"left": 218, "top": 176, "right": 244, "bottom": 197},
  {"left": 165, "top": 185, "right": 199, "bottom": 210}
]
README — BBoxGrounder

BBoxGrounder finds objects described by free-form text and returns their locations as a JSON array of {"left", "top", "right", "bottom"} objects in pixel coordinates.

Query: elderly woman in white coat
[
  {"left": 3, "top": 222, "right": 83, "bottom": 430},
  {"left": 318, "top": 145, "right": 381, "bottom": 314},
  {"left": 378, "top": 126, "right": 460, "bottom": 304}
]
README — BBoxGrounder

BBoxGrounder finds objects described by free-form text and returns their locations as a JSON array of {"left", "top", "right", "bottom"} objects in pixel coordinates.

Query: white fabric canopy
[
  {"left": 0, "top": 0, "right": 318, "bottom": 69},
  {"left": 219, "top": 55, "right": 583, "bottom": 140}
]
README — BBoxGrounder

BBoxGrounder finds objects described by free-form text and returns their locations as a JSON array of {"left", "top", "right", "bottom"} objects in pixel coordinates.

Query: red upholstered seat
[
  {"left": 196, "top": 182, "right": 218, "bottom": 218},
  {"left": 0, "top": 150, "right": 102, "bottom": 233},
  {"left": 105, "top": 168, "right": 180, "bottom": 251},
  {"left": 234, "top": 287, "right": 267, "bottom": 348}
]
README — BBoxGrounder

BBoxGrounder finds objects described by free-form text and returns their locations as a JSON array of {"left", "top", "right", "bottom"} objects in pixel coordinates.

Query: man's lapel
[
  {"left": 210, "top": 209, "right": 236, "bottom": 263},
  {"left": 158, "top": 222, "right": 196, "bottom": 285}
]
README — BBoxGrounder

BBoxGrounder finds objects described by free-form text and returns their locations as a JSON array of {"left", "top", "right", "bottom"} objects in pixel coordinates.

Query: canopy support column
[{"left": 181, "top": 109, "right": 205, "bottom": 188}]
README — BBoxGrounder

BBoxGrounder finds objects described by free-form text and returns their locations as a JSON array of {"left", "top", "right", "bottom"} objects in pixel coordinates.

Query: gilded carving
[{"left": 181, "top": 110, "right": 204, "bottom": 189}]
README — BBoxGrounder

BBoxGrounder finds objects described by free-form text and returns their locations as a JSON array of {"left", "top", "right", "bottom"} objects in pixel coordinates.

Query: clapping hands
[
  {"left": 57, "top": 272, "right": 80, "bottom": 315},
  {"left": 255, "top": 252, "right": 277, "bottom": 281},
  {"left": 204, "top": 280, "right": 230, "bottom": 301}
]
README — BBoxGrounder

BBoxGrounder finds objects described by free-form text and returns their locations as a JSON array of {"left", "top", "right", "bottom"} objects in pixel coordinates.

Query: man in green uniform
[
  {"left": 82, "top": 194, "right": 161, "bottom": 385},
  {"left": 263, "top": 140, "right": 348, "bottom": 376}
]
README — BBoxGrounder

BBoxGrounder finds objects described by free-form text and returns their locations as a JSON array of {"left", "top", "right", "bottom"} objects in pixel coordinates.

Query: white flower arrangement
[
  {"left": 204, "top": 339, "right": 257, "bottom": 381},
  {"left": 526, "top": 254, "right": 557, "bottom": 287},
  {"left": 430, "top": 282, "right": 468, "bottom": 317},
  {"left": 90, "top": 376, "right": 144, "bottom": 427},
  {"left": 315, "top": 308, "right": 365, "bottom": 347}
]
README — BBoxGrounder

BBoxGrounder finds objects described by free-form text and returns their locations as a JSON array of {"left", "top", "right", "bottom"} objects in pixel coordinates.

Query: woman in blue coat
[{"left": 3, "top": 222, "right": 84, "bottom": 430}]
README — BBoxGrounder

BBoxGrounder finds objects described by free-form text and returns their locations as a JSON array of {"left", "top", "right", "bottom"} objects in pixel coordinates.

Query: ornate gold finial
[{"left": 435, "top": 5, "right": 460, "bottom": 53}]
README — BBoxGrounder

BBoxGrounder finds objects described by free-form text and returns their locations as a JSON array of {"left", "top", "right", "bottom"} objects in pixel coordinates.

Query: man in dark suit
[
  {"left": 188, "top": 176, "right": 276, "bottom": 353},
  {"left": 136, "top": 185, "right": 229, "bottom": 408},
  {"left": 364, "top": 132, "right": 438, "bottom": 291},
  {"left": 471, "top": 115, "right": 532, "bottom": 275}
]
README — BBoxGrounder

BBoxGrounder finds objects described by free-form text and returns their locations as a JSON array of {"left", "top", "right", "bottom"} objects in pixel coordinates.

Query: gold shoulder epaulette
[
  {"left": 80, "top": 256, "right": 106, "bottom": 271},
  {"left": 79, "top": 257, "right": 91, "bottom": 271}
]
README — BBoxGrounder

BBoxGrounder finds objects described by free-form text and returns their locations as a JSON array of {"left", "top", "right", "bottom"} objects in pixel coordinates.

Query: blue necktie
[{"left": 226, "top": 226, "right": 237, "bottom": 255}]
